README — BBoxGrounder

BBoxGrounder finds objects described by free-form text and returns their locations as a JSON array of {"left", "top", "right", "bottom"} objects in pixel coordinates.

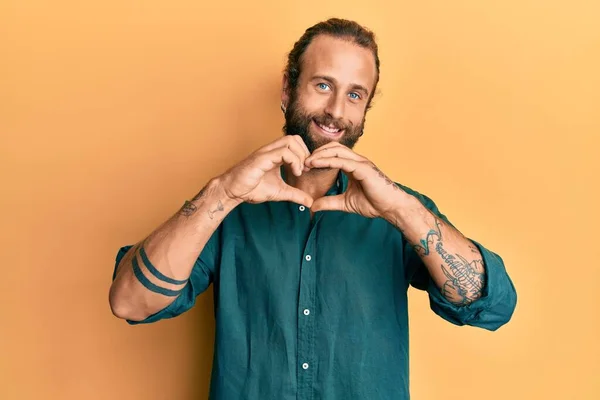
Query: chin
[{"left": 308, "top": 128, "right": 342, "bottom": 149}]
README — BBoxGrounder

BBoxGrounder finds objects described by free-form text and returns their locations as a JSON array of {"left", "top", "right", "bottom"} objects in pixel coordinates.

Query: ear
[{"left": 281, "top": 74, "right": 290, "bottom": 111}]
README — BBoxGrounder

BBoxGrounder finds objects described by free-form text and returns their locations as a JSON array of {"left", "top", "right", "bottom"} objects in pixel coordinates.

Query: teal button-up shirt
[{"left": 114, "top": 170, "right": 517, "bottom": 400}]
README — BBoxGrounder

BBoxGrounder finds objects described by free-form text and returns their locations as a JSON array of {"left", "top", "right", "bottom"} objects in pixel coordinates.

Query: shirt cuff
[{"left": 426, "top": 239, "right": 517, "bottom": 331}]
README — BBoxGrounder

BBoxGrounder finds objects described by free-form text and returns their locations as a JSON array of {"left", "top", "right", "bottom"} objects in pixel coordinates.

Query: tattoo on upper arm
[{"left": 115, "top": 243, "right": 140, "bottom": 276}]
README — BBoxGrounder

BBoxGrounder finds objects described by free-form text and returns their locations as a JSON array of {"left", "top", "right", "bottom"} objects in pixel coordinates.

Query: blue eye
[
  {"left": 317, "top": 83, "right": 330, "bottom": 91},
  {"left": 349, "top": 92, "right": 361, "bottom": 100}
]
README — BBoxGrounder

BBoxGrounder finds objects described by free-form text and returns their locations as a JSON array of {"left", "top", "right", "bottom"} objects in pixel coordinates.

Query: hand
[
  {"left": 219, "top": 135, "right": 314, "bottom": 208},
  {"left": 304, "top": 142, "right": 404, "bottom": 218}
]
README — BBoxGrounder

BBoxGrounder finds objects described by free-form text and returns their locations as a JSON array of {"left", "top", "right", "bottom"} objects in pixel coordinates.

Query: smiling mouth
[{"left": 312, "top": 119, "right": 344, "bottom": 137}]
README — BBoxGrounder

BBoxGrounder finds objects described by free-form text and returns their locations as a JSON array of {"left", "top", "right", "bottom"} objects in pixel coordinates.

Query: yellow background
[{"left": 1, "top": 0, "right": 598, "bottom": 399}]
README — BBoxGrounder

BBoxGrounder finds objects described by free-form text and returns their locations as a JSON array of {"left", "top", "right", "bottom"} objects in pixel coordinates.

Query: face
[{"left": 282, "top": 35, "right": 378, "bottom": 153}]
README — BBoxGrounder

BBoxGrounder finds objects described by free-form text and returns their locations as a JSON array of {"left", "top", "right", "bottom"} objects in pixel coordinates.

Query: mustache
[{"left": 311, "top": 114, "right": 352, "bottom": 131}]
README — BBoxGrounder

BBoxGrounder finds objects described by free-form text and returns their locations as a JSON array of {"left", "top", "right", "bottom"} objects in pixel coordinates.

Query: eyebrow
[{"left": 311, "top": 75, "right": 370, "bottom": 97}]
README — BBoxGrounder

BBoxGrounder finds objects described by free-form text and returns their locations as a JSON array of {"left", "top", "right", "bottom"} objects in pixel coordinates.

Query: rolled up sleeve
[
  {"left": 112, "top": 228, "right": 220, "bottom": 325},
  {"left": 425, "top": 239, "right": 517, "bottom": 331},
  {"left": 402, "top": 185, "right": 517, "bottom": 331}
]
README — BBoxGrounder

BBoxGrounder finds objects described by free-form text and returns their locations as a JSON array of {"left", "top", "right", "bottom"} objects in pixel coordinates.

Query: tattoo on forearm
[
  {"left": 372, "top": 165, "right": 400, "bottom": 190},
  {"left": 412, "top": 219, "right": 443, "bottom": 256},
  {"left": 192, "top": 186, "right": 208, "bottom": 202},
  {"left": 437, "top": 243, "right": 485, "bottom": 306},
  {"left": 180, "top": 200, "right": 197, "bottom": 216},
  {"left": 178, "top": 185, "right": 214, "bottom": 217},
  {"left": 413, "top": 217, "right": 486, "bottom": 306},
  {"left": 208, "top": 200, "right": 224, "bottom": 219}
]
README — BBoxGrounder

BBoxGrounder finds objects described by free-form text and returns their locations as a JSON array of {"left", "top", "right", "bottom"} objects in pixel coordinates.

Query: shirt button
[
  {"left": 305, "top": 255, "right": 312, "bottom": 261},
  {"left": 299, "top": 205, "right": 305, "bottom": 211},
  {"left": 302, "top": 362, "right": 309, "bottom": 370},
  {"left": 303, "top": 309, "right": 310, "bottom": 316}
]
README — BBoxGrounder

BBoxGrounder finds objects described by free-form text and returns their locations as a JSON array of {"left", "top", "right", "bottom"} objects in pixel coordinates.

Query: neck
[{"left": 282, "top": 164, "right": 339, "bottom": 200}]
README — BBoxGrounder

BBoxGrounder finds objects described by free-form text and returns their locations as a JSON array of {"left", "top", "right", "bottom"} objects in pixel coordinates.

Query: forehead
[{"left": 300, "top": 34, "right": 377, "bottom": 91}]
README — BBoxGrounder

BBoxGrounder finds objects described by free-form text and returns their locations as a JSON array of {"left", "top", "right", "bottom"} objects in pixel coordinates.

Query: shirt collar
[{"left": 325, "top": 170, "right": 348, "bottom": 196}]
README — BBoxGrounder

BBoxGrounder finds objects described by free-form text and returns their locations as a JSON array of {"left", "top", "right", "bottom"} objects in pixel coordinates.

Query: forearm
[
  {"left": 384, "top": 192, "right": 486, "bottom": 306},
  {"left": 109, "top": 176, "right": 241, "bottom": 321}
]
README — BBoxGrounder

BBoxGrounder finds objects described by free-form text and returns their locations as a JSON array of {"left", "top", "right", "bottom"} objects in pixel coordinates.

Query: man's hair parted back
[{"left": 284, "top": 18, "right": 381, "bottom": 109}]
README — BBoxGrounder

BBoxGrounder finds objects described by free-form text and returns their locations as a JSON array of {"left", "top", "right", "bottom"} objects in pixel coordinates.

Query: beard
[{"left": 282, "top": 93, "right": 365, "bottom": 154}]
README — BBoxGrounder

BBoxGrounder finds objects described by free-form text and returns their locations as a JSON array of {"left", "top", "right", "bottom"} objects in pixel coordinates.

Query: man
[{"left": 109, "top": 18, "right": 517, "bottom": 400}]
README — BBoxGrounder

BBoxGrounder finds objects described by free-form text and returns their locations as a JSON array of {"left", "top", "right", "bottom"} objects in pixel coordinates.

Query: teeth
[{"left": 318, "top": 123, "right": 340, "bottom": 133}]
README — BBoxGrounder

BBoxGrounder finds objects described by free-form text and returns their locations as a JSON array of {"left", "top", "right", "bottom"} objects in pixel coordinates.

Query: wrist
[
  {"left": 209, "top": 175, "right": 244, "bottom": 209},
  {"left": 381, "top": 192, "right": 425, "bottom": 229}
]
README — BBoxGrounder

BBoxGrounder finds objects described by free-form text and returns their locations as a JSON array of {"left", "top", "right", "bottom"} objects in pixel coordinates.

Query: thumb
[
  {"left": 277, "top": 185, "right": 314, "bottom": 208},
  {"left": 311, "top": 194, "right": 346, "bottom": 213}
]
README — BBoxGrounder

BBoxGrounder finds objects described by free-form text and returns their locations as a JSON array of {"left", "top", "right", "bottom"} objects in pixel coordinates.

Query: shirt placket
[
  {"left": 297, "top": 210, "right": 330, "bottom": 400},
  {"left": 296, "top": 208, "right": 318, "bottom": 400},
  {"left": 296, "top": 176, "right": 341, "bottom": 400}
]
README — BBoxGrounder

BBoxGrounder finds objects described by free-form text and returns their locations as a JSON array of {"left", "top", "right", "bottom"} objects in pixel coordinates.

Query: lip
[{"left": 312, "top": 119, "right": 344, "bottom": 139}]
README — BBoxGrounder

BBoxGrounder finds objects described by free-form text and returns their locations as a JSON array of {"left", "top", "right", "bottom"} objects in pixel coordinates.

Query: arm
[
  {"left": 109, "top": 177, "right": 240, "bottom": 322},
  {"left": 109, "top": 135, "right": 313, "bottom": 324},
  {"left": 385, "top": 192, "right": 485, "bottom": 307},
  {"left": 390, "top": 187, "right": 517, "bottom": 331},
  {"left": 304, "top": 142, "right": 517, "bottom": 330}
]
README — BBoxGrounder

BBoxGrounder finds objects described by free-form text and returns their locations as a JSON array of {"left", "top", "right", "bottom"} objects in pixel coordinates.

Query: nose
[{"left": 324, "top": 93, "right": 345, "bottom": 120}]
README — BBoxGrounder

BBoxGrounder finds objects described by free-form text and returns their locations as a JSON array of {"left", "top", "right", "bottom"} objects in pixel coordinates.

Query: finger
[
  {"left": 260, "top": 136, "right": 308, "bottom": 175},
  {"left": 292, "top": 135, "right": 310, "bottom": 157},
  {"left": 257, "top": 135, "right": 302, "bottom": 155},
  {"left": 277, "top": 147, "right": 303, "bottom": 177},
  {"left": 285, "top": 137, "right": 310, "bottom": 172},
  {"left": 256, "top": 147, "right": 302, "bottom": 176},
  {"left": 311, "top": 141, "right": 345, "bottom": 153},
  {"left": 256, "top": 135, "right": 295, "bottom": 153},
  {"left": 254, "top": 136, "right": 288, "bottom": 154},
  {"left": 306, "top": 145, "right": 366, "bottom": 165},
  {"left": 309, "top": 141, "right": 358, "bottom": 157},
  {"left": 277, "top": 185, "right": 314, "bottom": 208},
  {"left": 311, "top": 194, "right": 346, "bottom": 212},
  {"left": 306, "top": 157, "right": 372, "bottom": 180}
]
